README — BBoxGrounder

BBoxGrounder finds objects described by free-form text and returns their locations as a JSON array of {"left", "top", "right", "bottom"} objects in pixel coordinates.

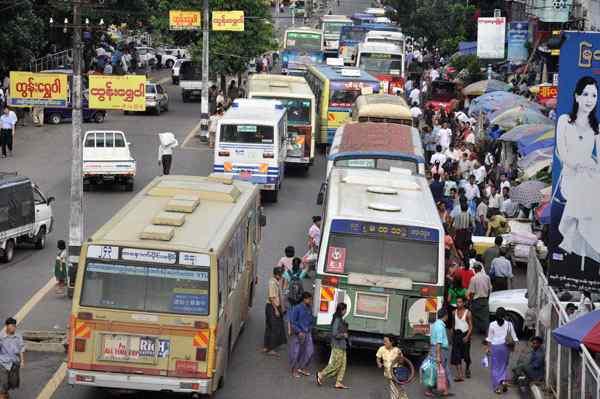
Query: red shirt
[{"left": 457, "top": 268, "right": 475, "bottom": 289}]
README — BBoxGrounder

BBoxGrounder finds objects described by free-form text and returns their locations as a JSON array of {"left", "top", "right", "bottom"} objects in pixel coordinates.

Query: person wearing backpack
[
  {"left": 287, "top": 292, "right": 314, "bottom": 378},
  {"left": 283, "top": 257, "right": 307, "bottom": 308}
]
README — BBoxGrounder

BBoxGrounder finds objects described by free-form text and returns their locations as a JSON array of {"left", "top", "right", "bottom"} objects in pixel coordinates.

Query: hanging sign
[
  {"left": 169, "top": 10, "right": 201, "bottom": 30},
  {"left": 8, "top": 72, "right": 69, "bottom": 108},
  {"left": 212, "top": 11, "right": 244, "bottom": 32},
  {"left": 88, "top": 75, "right": 146, "bottom": 111}
]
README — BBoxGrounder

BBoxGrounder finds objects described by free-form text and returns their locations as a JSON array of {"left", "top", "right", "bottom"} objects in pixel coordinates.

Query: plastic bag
[
  {"left": 481, "top": 355, "right": 489, "bottom": 368},
  {"left": 302, "top": 249, "right": 317, "bottom": 270},
  {"left": 436, "top": 362, "right": 448, "bottom": 392},
  {"left": 420, "top": 356, "right": 437, "bottom": 388}
]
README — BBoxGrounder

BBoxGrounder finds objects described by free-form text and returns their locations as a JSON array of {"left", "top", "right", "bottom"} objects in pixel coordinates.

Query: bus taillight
[
  {"left": 420, "top": 286, "right": 435, "bottom": 296},
  {"left": 322, "top": 276, "right": 340, "bottom": 287}
]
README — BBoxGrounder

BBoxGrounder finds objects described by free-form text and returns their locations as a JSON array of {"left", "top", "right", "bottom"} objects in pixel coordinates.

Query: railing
[
  {"left": 533, "top": 252, "right": 600, "bottom": 399},
  {"left": 29, "top": 49, "right": 73, "bottom": 72}
]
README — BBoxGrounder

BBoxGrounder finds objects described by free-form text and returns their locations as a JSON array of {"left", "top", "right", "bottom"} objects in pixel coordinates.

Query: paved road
[{"left": 1, "top": 2, "right": 525, "bottom": 399}]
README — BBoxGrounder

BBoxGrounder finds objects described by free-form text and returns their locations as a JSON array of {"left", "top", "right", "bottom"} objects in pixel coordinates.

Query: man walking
[
  {"left": 263, "top": 267, "right": 286, "bottom": 356},
  {"left": 467, "top": 263, "right": 492, "bottom": 335},
  {"left": 0, "top": 317, "right": 25, "bottom": 399},
  {"left": 288, "top": 292, "right": 314, "bottom": 378},
  {"left": 490, "top": 248, "right": 513, "bottom": 291},
  {"left": 0, "top": 107, "right": 16, "bottom": 157},
  {"left": 483, "top": 236, "right": 503, "bottom": 274},
  {"left": 158, "top": 133, "right": 178, "bottom": 176}
]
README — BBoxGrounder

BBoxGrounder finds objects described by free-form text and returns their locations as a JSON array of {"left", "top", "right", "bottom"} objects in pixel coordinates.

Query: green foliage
[{"left": 449, "top": 54, "right": 484, "bottom": 84}]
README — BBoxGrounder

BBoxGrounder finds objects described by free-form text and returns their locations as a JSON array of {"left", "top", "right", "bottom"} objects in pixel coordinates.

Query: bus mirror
[{"left": 316, "top": 182, "right": 326, "bottom": 205}]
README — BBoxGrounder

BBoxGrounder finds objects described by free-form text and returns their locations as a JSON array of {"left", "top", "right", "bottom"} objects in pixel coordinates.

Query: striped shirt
[{"left": 453, "top": 211, "right": 474, "bottom": 230}]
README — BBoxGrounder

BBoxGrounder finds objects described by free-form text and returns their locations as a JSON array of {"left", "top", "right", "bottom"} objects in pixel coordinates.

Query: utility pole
[
  {"left": 200, "top": 0, "right": 210, "bottom": 139},
  {"left": 68, "top": 0, "right": 85, "bottom": 297}
]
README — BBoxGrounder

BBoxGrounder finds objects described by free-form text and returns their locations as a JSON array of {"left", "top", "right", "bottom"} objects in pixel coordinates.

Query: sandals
[
  {"left": 454, "top": 377, "right": 464, "bottom": 382},
  {"left": 335, "top": 384, "right": 350, "bottom": 389},
  {"left": 315, "top": 372, "right": 322, "bottom": 386},
  {"left": 298, "top": 369, "right": 311, "bottom": 376}
]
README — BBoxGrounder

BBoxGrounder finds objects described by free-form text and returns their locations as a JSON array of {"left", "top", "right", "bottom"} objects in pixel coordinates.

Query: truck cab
[{"left": 82, "top": 130, "right": 136, "bottom": 191}]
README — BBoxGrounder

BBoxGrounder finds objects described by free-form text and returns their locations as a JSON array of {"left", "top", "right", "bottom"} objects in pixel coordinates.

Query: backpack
[{"left": 287, "top": 273, "right": 304, "bottom": 305}]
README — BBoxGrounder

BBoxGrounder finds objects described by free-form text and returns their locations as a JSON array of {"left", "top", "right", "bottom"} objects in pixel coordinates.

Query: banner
[
  {"left": 212, "top": 11, "right": 244, "bottom": 31},
  {"left": 8, "top": 72, "right": 69, "bottom": 107},
  {"left": 477, "top": 17, "right": 506, "bottom": 59},
  {"left": 88, "top": 75, "right": 146, "bottom": 111},
  {"left": 549, "top": 31, "right": 600, "bottom": 293},
  {"left": 507, "top": 21, "right": 529, "bottom": 63},
  {"left": 533, "top": 0, "right": 572, "bottom": 23},
  {"left": 169, "top": 10, "right": 201, "bottom": 30}
]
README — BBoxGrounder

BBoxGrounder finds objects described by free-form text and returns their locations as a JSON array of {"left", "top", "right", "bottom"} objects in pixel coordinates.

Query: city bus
[
  {"left": 351, "top": 94, "right": 412, "bottom": 126},
  {"left": 350, "top": 12, "right": 378, "bottom": 25},
  {"left": 214, "top": 99, "right": 287, "bottom": 202},
  {"left": 357, "top": 42, "right": 405, "bottom": 95},
  {"left": 320, "top": 15, "right": 352, "bottom": 54},
  {"left": 304, "top": 64, "right": 380, "bottom": 146},
  {"left": 338, "top": 24, "right": 399, "bottom": 65},
  {"left": 364, "top": 30, "right": 405, "bottom": 49},
  {"left": 281, "top": 27, "right": 324, "bottom": 75},
  {"left": 313, "top": 167, "right": 444, "bottom": 355},
  {"left": 247, "top": 74, "right": 316, "bottom": 170},
  {"left": 67, "top": 174, "right": 266, "bottom": 396},
  {"left": 326, "top": 122, "right": 425, "bottom": 178}
]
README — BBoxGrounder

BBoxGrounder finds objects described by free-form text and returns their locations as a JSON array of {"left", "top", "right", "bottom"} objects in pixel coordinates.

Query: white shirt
[
  {"left": 458, "top": 159, "right": 472, "bottom": 179},
  {"left": 500, "top": 181, "right": 511, "bottom": 191},
  {"left": 488, "top": 193, "right": 502, "bottom": 209},
  {"left": 501, "top": 197, "right": 518, "bottom": 217},
  {"left": 438, "top": 128, "right": 452, "bottom": 149},
  {"left": 410, "top": 107, "right": 422, "bottom": 119},
  {"left": 409, "top": 88, "right": 420, "bottom": 105},
  {"left": 473, "top": 165, "right": 487, "bottom": 184},
  {"left": 0, "top": 113, "right": 17, "bottom": 130},
  {"left": 445, "top": 148, "right": 461, "bottom": 162},
  {"left": 486, "top": 320, "right": 518, "bottom": 346},
  {"left": 430, "top": 152, "right": 447, "bottom": 166},
  {"left": 430, "top": 69, "right": 440, "bottom": 81},
  {"left": 209, "top": 114, "right": 222, "bottom": 133},
  {"left": 158, "top": 139, "right": 179, "bottom": 161},
  {"left": 464, "top": 183, "right": 480, "bottom": 200}
]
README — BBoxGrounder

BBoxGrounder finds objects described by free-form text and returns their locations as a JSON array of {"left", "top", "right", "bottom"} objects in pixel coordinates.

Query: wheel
[
  {"left": 506, "top": 311, "right": 524, "bottom": 336},
  {"left": 2, "top": 240, "right": 14, "bottom": 263},
  {"left": 166, "top": 59, "right": 174, "bottom": 68},
  {"left": 262, "top": 189, "right": 278, "bottom": 203},
  {"left": 125, "top": 180, "right": 134, "bottom": 192},
  {"left": 124, "top": 110, "right": 130, "bottom": 115},
  {"left": 163, "top": 102, "right": 169, "bottom": 112},
  {"left": 94, "top": 112, "right": 105, "bottom": 123},
  {"left": 49, "top": 113, "right": 62, "bottom": 125},
  {"left": 34, "top": 227, "right": 46, "bottom": 249}
]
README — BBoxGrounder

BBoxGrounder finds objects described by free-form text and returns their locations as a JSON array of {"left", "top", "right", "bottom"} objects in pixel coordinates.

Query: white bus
[
  {"left": 364, "top": 30, "right": 405, "bottom": 49},
  {"left": 213, "top": 99, "right": 287, "bottom": 202},
  {"left": 320, "top": 15, "right": 352, "bottom": 54},
  {"left": 247, "top": 74, "right": 316, "bottom": 170},
  {"left": 313, "top": 167, "right": 444, "bottom": 355},
  {"left": 356, "top": 41, "right": 405, "bottom": 94}
]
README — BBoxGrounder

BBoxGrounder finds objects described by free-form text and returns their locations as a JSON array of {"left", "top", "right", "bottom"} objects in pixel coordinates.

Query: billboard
[
  {"left": 8, "top": 72, "right": 69, "bottom": 107},
  {"left": 533, "top": 0, "right": 572, "bottom": 23},
  {"left": 507, "top": 21, "right": 529, "bottom": 63},
  {"left": 88, "top": 75, "right": 146, "bottom": 111},
  {"left": 549, "top": 31, "right": 600, "bottom": 293},
  {"left": 212, "top": 11, "right": 244, "bottom": 32},
  {"left": 477, "top": 17, "right": 506, "bottom": 59},
  {"left": 169, "top": 10, "right": 201, "bottom": 30}
]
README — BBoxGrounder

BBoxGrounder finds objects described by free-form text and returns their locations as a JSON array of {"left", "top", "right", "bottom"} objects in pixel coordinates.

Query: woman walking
[
  {"left": 450, "top": 296, "right": 472, "bottom": 381},
  {"left": 316, "top": 303, "right": 349, "bottom": 389},
  {"left": 485, "top": 307, "right": 518, "bottom": 394},
  {"left": 376, "top": 336, "right": 409, "bottom": 399}
]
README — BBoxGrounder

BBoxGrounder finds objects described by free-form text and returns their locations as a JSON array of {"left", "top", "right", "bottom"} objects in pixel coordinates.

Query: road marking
[
  {"left": 181, "top": 120, "right": 204, "bottom": 148},
  {"left": 36, "top": 362, "right": 67, "bottom": 399},
  {"left": 14, "top": 277, "right": 55, "bottom": 325}
]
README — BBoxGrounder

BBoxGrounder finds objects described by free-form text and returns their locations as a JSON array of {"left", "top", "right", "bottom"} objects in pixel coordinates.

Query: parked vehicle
[
  {"left": 425, "top": 80, "right": 458, "bottom": 113},
  {"left": 0, "top": 174, "right": 54, "bottom": 262},
  {"left": 171, "top": 58, "right": 190, "bottom": 85},
  {"left": 82, "top": 130, "right": 136, "bottom": 191},
  {"left": 158, "top": 47, "right": 189, "bottom": 68},
  {"left": 135, "top": 46, "right": 158, "bottom": 69},
  {"left": 45, "top": 99, "right": 106, "bottom": 125},
  {"left": 145, "top": 82, "right": 169, "bottom": 115},
  {"left": 320, "top": 15, "right": 352, "bottom": 55},
  {"left": 180, "top": 61, "right": 214, "bottom": 102}
]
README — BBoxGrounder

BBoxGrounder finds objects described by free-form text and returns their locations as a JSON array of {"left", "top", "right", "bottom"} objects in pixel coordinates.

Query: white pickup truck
[{"left": 82, "top": 130, "right": 136, "bottom": 191}]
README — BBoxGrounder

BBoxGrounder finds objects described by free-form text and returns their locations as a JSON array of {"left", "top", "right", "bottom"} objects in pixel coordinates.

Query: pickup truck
[
  {"left": 82, "top": 130, "right": 136, "bottom": 191},
  {"left": 179, "top": 60, "right": 214, "bottom": 102},
  {"left": 0, "top": 174, "right": 54, "bottom": 262}
]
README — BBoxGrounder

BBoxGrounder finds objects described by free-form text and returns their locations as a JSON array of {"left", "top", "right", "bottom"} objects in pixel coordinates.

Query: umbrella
[
  {"left": 519, "top": 130, "right": 555, "bottom": 156},
  {"left": 518, "top": 147, "right": 554, "bottom": 170},
  {"left": 511, "top": 180, "right": 547, "bottom": 207},
  {"left": 522, "top": 159, "right": 551, "bottom": 179},
  {"left": 463, "top": 79, "right": 511, "bottom": 96},
  {"left": 500, "top": 124, "right": 554, "bottom": 142},
  {"left": 552, "top": 310, "right": 600, "bottom": 352},
  {"left": 491, "top": 106, "right": 553, "bottom": 130},
  {"left": 535, "top": 202, "right": 551, "bottom": 225},
  {"left": 468, "top": 91, "right": 542, "bottom": 119}
]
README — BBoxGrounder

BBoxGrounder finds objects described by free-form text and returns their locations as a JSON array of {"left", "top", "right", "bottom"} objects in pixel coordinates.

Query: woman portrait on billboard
[{"left": 556, "top": 75, "right": 600, "bottom": 269}]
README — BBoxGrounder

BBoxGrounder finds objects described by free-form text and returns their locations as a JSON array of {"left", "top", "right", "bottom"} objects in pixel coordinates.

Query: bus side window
[{"left": 218, "top": 258, "right": 227, "bottom": 314}]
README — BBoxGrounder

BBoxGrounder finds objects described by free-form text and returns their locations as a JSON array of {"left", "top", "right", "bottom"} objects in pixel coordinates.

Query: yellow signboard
[
  {"left": 169, "top": 10, "right": 201, "bottom": 30},
  {"left": 212, "top": 11, "right": 244, "bottom": 32},
  {"left": 88, "top": 75, "right": 146, "bottom": 111},
  {"left": 9, "top": 71, "right": 69, "bottom": 108}
]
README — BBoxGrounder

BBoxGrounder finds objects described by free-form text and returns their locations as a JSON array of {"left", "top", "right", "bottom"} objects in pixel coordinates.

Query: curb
[{"left": 25, "top": 341, "right": 66, "bottom": 353}]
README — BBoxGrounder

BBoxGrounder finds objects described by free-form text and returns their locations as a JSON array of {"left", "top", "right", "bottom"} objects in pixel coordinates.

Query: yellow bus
[
  {"left": 351, "top": 94, "right": 412, "bottom": 126},
  {"left": 67, "top": 175, "right": 265, "bottom": 395},
  {"left": 305, "top": 64, "right": 380, "bottom": 146}
]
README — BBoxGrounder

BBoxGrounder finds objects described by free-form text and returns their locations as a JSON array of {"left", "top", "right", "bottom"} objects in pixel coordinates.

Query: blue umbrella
[
  {"left": 469, "top": 92, "right": 542, "bottom": 119},
  {"left": 553, "top": 310, "right": 600, "bottom": 352}
]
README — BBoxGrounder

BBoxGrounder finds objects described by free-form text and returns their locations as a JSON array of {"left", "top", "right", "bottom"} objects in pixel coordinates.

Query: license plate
[{"left": 99, "top": 334, "right": 158, "bottom": 364}]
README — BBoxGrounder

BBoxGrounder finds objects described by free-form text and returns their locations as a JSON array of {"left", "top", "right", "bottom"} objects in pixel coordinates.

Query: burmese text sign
[
  {"left": 169, "top": 10, "right": 201, "bottom": 31},
  {"left": 9, "top": 72, "right": 69, "bottom": 107},
  {"left": 212, "top": 11, "right": 244, "bottom": 31},
  {"left": 89, "top": 75, "right": 146, "bottom": 111},
  {"left": 477, "top": 17, "right": 506, "bottom": 59}
]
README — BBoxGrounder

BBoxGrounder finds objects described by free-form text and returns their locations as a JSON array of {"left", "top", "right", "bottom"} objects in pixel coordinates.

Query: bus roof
[
  {"left": 364, "top": 7, "right": 386, "bottom": 16},
  {"left": 358, "top": 41, "right": 403, "bottom": 54},
  {"left": 326, "top": 167, "right": 442, "bottom": 229},
  {"left": 329, "top": 122, "right": 424, "bottom": 162},
  {"left": 247, "top": 74, "right": 314, "bottom": 100},
  {"left": 365, "top": 30, "right": 404, "bottom": 41},
  {"left": 88, "top": 175, "right": 258, "bottom": 254},
  {"left": 320, "top": 15, "right": 351, "bottom": 23},
  {"left": 355, "top": 93, "right": 408, "bottom": 109},
  {"left": 223, "top": 98, "right": 287, "bottom": 124},
  {"left": 307, "top": 64, "right": 379, "bottom": 82},
  {"left": 285, "top": 26, "right": 322, "bottom": 35}
]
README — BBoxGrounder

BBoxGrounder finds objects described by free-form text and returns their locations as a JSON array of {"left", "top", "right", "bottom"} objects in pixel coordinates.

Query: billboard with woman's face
[{"left": 549, "top": 32, "right": 600, "bottom": 293}]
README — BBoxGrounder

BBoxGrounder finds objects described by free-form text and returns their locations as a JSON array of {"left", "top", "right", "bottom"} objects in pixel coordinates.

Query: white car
[
  {"left": 135, "top": 46, "right": 158, "bottom": 69},
  {"left": 489, "top": 288, "right": 599, "bottom": 334},
  {"left": 158, "top": 48, "right": 189, "bottom": 69}
]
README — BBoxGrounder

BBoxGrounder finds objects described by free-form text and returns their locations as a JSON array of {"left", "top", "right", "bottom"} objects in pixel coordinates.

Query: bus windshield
[
  {"left": 285, "top": 32, "right": 322, "bottom": 51},
  {"left": 359, "top": 53, "right": 403, "bottom": 74},
  {"left": 334, "top": 158, "right": 418, "bottom": 174},
  {"left": 220, "top": 124, "right": 274, "bottom": 144},
  {"left": 330, "top": 88, "right": 362, "bottom": 108},
  {"left": 324, "top": 22, "right": 349, "bottom": 34},
  {"left": 254, "top": 97, "right": 311, "bottom": 124},
  {"left": 80, "top": 262, "right": 210, "bottom": 315},
  {"left": 326, "top": 234, "right": 437, "bottom": 283}
]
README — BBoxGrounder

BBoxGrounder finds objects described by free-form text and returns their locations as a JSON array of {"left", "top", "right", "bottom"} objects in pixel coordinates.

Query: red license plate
[{"left": 175, "top": 360, "right": 197, "bottom": 374}]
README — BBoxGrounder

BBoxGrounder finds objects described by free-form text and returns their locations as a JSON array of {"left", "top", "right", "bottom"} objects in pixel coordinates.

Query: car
[
  {"left": 158, "top": 48, "right": 189, "bottom": 69},
  {"left": 424, "top": 80, "right": 458, "bottom": 113},
  {"left": 135, "top": 46, "right": 158, "bottom": 69},
  {"left": 125, "top": 82, "right": 168, "bottom": 115},
  {"left": 489, "top": 288, "right": 600, "bottom": 335},
  {"left": 171, "top": 58, "right": 190, "bottom": 85}
]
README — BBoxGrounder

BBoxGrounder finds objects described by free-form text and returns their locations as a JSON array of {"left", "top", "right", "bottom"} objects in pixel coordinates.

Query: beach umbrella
[
  {"left": 519, "top": 129, "right": 555, "bottom": 156},
  {"left": 491, "top": 106, "right": 553, "bottom": 130},
  {"left": 463, "top": 79, "right": 511, "bottom": 96},
  {"left": 553, "top": 310, "right": 600, "bottom": 352},
  {"left": 468, "top": 91, "right": 542, "bottom": 119},
  {"left": 510, "top": 180, "right": 547, "bottom": 207},
  {"left": 501, "top": 124, "right": 554, "bottom": 142},
  {"left": 518, "top": 147, "right": 554, "bottom": 170}
]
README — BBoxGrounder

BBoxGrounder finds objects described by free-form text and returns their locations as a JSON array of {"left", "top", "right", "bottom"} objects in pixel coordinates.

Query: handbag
[
  {"left": 436, "top": 361, "right": 448, "bottom": 392},
  {"left": 8, "top": 363, "right": 20, "bottom": 389},
  {"left": 505, "top": 322, "right": 516, "bottom": 351}
]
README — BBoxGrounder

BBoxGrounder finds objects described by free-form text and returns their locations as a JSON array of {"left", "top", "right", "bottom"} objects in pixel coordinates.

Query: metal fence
[
  {"left": 29, "top": 49, "right": 73, "bottom": 72},
  {"left": 533, "top": 256, "right": 600, "bottom": 399}
]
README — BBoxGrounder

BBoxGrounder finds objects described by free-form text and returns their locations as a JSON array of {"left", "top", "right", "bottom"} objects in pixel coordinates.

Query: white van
[
  {"left": 82, "top": 130, "right": 136, "bottom": 191},
  {"left": 213, "top": 99, "right": 287, "bottom": 202}
]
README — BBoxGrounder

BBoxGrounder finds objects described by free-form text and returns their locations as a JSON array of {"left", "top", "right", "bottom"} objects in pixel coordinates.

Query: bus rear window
[
  {"left": 80, "top": 262, "right": 210, "bottom": 315},
  {"left": 334, "top": 158, "right": 418, "bottom": 174},
  {"left": 326, "top": 234, "right": 437, "bottom": 283},
  {"left": 220, "top": 124, "right": 274, "bottom": 144}
]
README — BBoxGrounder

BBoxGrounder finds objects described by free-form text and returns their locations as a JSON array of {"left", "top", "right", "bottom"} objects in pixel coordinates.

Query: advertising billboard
[
  {"left": 533, "top": 0, "right": 572, "bottom": 23},
  {"left": 169, "top": 10, "right": 201, "bottom": 30},
  {"left": 212, "top": 11, "right": 244, "bottom": 32},
  {"left": 549, "top": 31, "right": 600, "bottom": 293},
  {"left": 507, "top": 21, "right": 529, "bottom": 63},
  {"left": 477, "top": 17, "right": 506, "bottom": 59},
  {"left": 8, "top": 72, "right": 69, "bottom": 107},
  {"left": 88, "top": 75, "right": 146, "bottom": 111}
]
